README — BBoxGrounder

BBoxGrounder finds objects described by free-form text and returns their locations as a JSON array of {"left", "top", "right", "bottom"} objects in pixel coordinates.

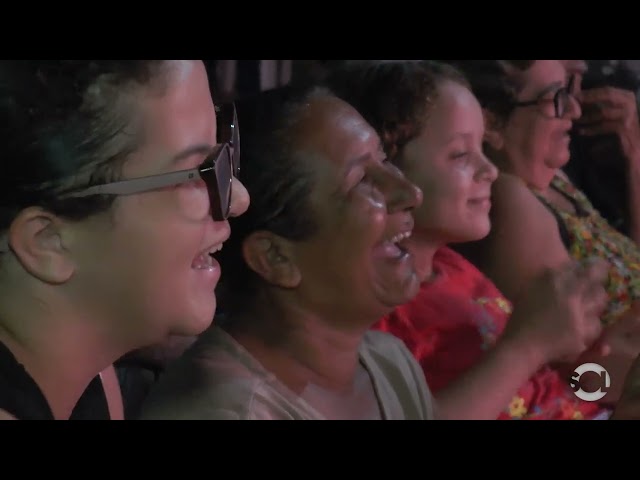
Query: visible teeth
[
  {"left": 208, "top": 243, "right": 224, "bottom": 255},
  {"left": 389, "top": 231, "right": 411, "bottom": 244},
  {"left": 194, "top": 253, "right": 215, "bottom": 270}
]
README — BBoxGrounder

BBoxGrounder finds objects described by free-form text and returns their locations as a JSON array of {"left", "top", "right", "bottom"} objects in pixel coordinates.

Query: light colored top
[{"left": 140, "top": 326, "right": 437, "bottom": 420}]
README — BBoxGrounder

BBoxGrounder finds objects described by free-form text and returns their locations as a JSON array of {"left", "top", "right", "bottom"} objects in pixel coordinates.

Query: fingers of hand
[
  {"left": 579, "top": 105, "right": 627, "bottom": 124},
  {"left": 599, "top": 314, "right": 640, "bottom": 358},
  {"left": 577, "top": 122, "right": 625, "bottom": 137},
  {"left": 549, "top": 261, "right": 583, "bottom": 290},
  {"left": 584, "top": 333, "right": 611, "bottom": 358},
  {"left": 582, "top": 286, "right": 609, "bottom": 318},
  {"left": 579, "top": 86, "right": 636, "bottom": 106},
  {"left": 584, "top": 316, "right": 603, "bottom": 345},
  {"left": 560, "top": 258, "right": 608, "bottom": 298},
  {"left": 598, "top": 341, "right": 612, "bottom": 357},
  {"left": 578, "top": 257, "right": 610, "bottom": 283},
  {"left": 577, "top": 88, "right": 639, "bottom": 139}
]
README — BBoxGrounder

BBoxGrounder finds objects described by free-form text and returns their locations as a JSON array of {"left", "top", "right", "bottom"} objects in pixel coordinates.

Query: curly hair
[
  {"left": 0, "top": 60, "right": 170, "bottom": 233},
  {"left": 442, "top": 60, "right": 536, "bottom": 124},
  {"left": 324, "top": 60, "right": 470, "bottom": 165}
]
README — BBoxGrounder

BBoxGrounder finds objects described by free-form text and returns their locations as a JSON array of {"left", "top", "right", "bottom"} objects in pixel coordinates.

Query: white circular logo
[{"left": 570, "top": 363, "right": 611, "bottom": 402}]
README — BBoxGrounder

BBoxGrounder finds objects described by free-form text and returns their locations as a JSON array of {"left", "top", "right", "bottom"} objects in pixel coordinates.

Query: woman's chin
[
  {"left": 546, "top": 149, "right": 571, "bottom": 170},
  {"left": 448, "top": 223, "right": 492, "bottom": 244}
]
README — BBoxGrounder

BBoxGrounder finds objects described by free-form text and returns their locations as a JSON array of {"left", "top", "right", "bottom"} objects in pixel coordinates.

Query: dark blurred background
[{"left": 203, "top": 59, "right": 640, "bottom": 238}]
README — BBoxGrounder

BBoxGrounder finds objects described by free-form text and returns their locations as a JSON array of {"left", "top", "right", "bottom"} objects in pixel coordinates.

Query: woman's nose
[
  {"left": 382, "top": 165, "right": 423, "bottom": 213},
  {"left": 229, "top": 176, "right": 250, "bottom": 218}
]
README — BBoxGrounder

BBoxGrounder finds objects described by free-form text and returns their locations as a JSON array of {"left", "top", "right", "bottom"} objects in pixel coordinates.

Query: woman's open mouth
[{"left": 373, "top": 231, "right": 412, "bottom": 260}]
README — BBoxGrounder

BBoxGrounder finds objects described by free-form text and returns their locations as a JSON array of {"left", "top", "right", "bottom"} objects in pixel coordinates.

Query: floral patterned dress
[
  {"left": 373, "top": 247, "right": 608, "bottom": 420},
  {"left": 536, "top": 175, "right": 640, "bottom": 325}
]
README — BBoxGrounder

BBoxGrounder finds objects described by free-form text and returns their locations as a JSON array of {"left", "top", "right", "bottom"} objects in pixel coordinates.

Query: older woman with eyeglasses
[
  {"left": 0, "top": 60, "right": 249, "bottom": 420},
  {"left": 447, "top": 60, "right": 640, "bottom": 405}
]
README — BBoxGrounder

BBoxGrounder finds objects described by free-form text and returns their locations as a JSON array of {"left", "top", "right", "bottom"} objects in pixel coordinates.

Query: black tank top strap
[
  {"left": 533, "top": 193, "right": 573, "bottom": 250},
  {"left": 0, "top": 340, "right": 110, "bottom": 420},
  {"left": 0, "top": 341, "right": 53, "bottom": 419}
]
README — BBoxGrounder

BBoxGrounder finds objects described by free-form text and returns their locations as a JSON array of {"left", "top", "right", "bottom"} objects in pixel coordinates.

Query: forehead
[
  {"left": 516, "top": 60, "right": 567, "bottom": 97},
  {"left": 423, "top": 81, "right": 483, "bottom": 134},
  {"left": 130, "top": 60, "right": 217, "bottom": 168},
  {"left": 295, "top": 95, "right": 381, "bottom": 169}
]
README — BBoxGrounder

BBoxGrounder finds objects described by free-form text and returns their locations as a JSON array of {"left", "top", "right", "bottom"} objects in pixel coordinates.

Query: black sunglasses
[
  {"left": 513, "top": 75, "right": 576, "bottom": 119},
  {"left": 216, "top": 102, "right": 240, "bottom": 178},
  {"left": 66, "top": 103, "right": 240, "bottom": 222}
]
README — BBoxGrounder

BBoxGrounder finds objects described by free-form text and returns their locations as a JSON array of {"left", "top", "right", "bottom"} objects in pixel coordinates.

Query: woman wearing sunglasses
[
  {"left": 0, "top": 60, "right": 248, "bottom": 420},
  {"left": 446, "top": 60, "right": 640, "bottom": 404},
  {"left": 140, "top": 86, "right": 438, "bottom": 420}
]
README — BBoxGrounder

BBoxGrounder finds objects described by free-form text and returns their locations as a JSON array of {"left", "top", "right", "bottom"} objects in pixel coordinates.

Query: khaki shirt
[{"left": 140, "top": 326, "right": 437, "bottom": 420}]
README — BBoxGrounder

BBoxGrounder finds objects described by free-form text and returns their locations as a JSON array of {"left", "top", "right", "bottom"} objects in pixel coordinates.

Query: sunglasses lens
[
  {"left": 232, "top": 109, "right": 240, "bottom": 177},
  {"left": 216, "top": 103, "right": 240, "bottom": 178},
  {"left": 215, "top": 145, "right": 233, "bottom": 219},
  {"left": 200, "top": 145, "right": 232, "bottom": 221}
]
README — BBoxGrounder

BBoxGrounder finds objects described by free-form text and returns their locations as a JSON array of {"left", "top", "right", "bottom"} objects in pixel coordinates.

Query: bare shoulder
[
  {"left": 493, "top": 174, "right": 549, "bottom": 214},
  {"left": 482, "top": 173, "right": 571, "bottom": 298},
  {"left": 0, "top": 409, "right": 17, "bottom": 420},
  {"left": 490, "top": 173, "right": 560, "bottom": 232},
  {"left": 492, "top": 171, "right": 527, "bottom": 194}
]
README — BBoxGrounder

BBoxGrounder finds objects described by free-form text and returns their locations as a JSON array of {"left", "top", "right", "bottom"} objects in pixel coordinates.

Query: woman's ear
[
  {"left": 7, "top": 207, "right": 75, "bottom": 284},
  {"left": 242, "top": 231, "right": 301, "bottom": 289}
]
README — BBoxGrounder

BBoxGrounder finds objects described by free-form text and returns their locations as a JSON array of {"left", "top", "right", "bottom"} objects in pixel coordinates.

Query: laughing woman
[
  {"left": 326, "top": 60, "right": 612, "bottom": 420},
  {"left": 0, "top": 61, "right": 249, "bottom": 420},
  {"left": 139, "top": 85, "right": 441, "bottom": 420}
]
